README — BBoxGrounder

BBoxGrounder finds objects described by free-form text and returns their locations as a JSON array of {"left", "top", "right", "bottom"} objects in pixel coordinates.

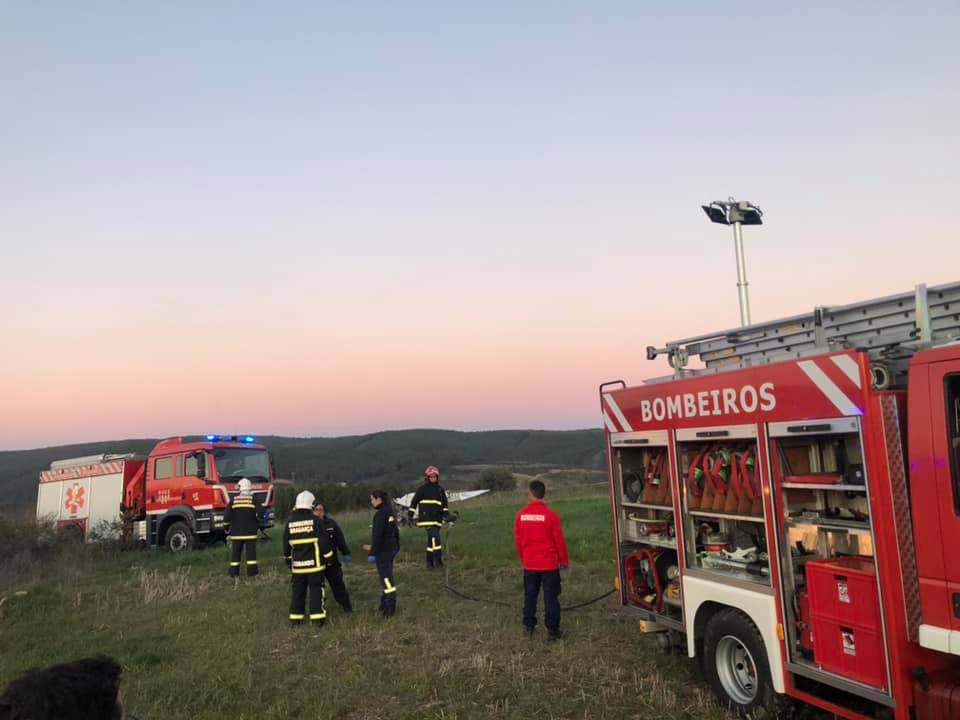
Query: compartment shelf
[
  {"left": 782, "top": 483, "right": 866, "bottom": 492},
  {"left": 620, "top": 535, "right": 677, "bottom": 550},
  {"left": 626, "top": 604, "right": 685, "bottom": 631},
  {"left": 662, "top": 595, "right": 683, "bottom": 608},
  {"left": 622, "top": 502, "right": 674, "bottom": 511},
  {"left": 786, "top": 518, "right": 870, "bottom": 533},
  {"left": 688, "top": 510, "right": 765, "bottom": 524}
]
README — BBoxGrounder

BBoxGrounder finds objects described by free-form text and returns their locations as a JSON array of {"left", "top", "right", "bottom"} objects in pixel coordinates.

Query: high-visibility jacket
[
  {"left": 224, "top": 493, "right": 263, "bottom": 540},
  {"left": 370, "top": 504, "right": 400, "bottom": 554},
  {"left": 514, "top": 499, "right": 569, "bottom": 571},
  {"left": 282, "top": 509, "right": 334, "bottom": 574},
  {"left": 410, "top": 482, "right": 448, "bottom": 527}
]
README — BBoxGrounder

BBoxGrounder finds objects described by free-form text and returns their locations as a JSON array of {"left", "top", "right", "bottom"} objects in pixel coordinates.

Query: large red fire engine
[
  {"left": 601, "top": 283, "right": 960, "bottom": 719},
  {"left": 36, "top": 435, "right": 275, "bottom": 551}
]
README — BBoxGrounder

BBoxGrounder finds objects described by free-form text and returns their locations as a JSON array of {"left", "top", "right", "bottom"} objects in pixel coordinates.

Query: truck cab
[
  {"left": 906, "top": 343, "right": 960, "bottom": 653},
  {"left": 138, "top": 435, "right": 276, "bottom": 551}
]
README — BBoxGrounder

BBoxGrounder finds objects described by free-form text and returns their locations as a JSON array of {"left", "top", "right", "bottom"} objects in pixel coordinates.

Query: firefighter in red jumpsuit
[{"left": 514, "top": 479, "right": 569, "bottom": 640}]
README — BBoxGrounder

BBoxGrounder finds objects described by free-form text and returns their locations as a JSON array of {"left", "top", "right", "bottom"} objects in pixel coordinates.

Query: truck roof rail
[
  {"left": 48, "top": 452, "right": 139, "bottom": 470},
  {"left": 646, "top": 282, "right": 960, "bottom": 386}
]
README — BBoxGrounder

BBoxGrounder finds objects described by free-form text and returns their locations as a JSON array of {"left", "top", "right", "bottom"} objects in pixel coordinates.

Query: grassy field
[{"left": 0, "top": 485, "right": 729, "bottom": 720}]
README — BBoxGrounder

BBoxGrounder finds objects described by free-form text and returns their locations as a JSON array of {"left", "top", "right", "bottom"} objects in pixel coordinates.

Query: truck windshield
[{"left": 213, "top": 448, "right": 270, "bottom": 481}]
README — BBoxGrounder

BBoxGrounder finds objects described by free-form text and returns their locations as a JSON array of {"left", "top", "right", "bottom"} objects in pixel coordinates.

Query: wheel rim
[
  {"left": 169, "top": 531, "right": 187, "bottom": 552},
  {"left": 715, "top": 635, "right": 758, "bottom": 705}
]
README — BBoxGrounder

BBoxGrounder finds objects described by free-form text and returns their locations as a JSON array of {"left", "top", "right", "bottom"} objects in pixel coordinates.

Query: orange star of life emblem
[{"left": 65, "top": 484, "right": 86, "bottom": 513}]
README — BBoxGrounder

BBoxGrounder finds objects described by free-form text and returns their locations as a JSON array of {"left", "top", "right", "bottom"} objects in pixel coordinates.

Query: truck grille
[{"left": 227, "top": 491, "right": 271, "bottom": 506}]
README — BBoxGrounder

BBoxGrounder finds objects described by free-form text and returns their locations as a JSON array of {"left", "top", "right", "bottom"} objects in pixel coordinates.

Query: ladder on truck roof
[{"left": 646, "top": 282, "right": 960, "bottom": 388}]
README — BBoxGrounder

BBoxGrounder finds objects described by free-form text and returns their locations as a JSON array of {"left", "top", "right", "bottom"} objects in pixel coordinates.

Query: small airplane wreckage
[{"left": 394, "top": 489, "right": 490, "bottom": 527}]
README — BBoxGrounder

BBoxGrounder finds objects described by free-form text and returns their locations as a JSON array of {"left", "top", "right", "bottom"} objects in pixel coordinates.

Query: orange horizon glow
[{"left": 2, "top": 5, "right": 958, "bottom": 450}]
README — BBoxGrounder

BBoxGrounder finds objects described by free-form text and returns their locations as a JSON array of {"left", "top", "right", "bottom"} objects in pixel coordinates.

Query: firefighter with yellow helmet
[{"left": 409, "top": 465, "right": 449, "bottom": 569}]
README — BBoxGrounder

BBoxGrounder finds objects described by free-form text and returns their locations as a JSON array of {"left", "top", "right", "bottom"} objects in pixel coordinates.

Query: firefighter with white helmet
[
  {"left": 282, "top": 490, "right": 335, "bottom": 626},
  {"left": 409, "top": 465, "right": 449, "bottom": 569},
  {"left": 224, "top": 478, "right": 263, "bottom": 578}
]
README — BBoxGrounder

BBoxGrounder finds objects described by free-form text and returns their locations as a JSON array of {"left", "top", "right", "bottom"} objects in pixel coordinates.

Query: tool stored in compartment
[{"left": 624, "top": 548, "right": 678, "bottom": 611}]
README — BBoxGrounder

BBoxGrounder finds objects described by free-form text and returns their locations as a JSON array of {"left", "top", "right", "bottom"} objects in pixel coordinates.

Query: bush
[
  {"left": 0, "top": 513, "right": 123, "bottom": 591},
  {"left": 272, "top": 482, "right": 405, "bottom": 522},
  {"left": 473, "top": 467, "right": 516, "bottom": 492}
]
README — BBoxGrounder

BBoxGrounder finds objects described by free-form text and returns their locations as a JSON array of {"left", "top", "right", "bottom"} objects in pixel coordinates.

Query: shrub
[
  {"left": 0, "top": 513, "right": 125, "bottom": 590},
  {"left": 271, "top": 482, "right": 405, "bottom": 522},
  {"left": 473, "top": 467, "right": 516, "bottom": 492}
]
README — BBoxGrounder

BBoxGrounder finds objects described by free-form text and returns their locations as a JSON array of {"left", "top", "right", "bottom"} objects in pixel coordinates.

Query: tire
[
  {"left": 703, "top": 608, "right": 785, "bottom": 719},
  {"left": 164, "top": 521, "right": 194, "bottom": 553}
]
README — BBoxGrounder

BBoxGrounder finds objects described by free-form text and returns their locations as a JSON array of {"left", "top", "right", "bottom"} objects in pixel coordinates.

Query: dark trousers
[
  {"left": 424, "top": 526, "right": 443, "bottom": 567},
  {"left": 229, "top": 539, "right": 258, "bottom": 577},
  {"left": 290, "top": 572, "right": 326, "bottom": 623},
  {"left": 523, "top": 569, "right": 561, "bottom": 632},
  {"left": 375, "top": 551, "right": 398, "bottom": 610},
  {"left": 325, "top": 561, "right": 352, "bottom": 611}
]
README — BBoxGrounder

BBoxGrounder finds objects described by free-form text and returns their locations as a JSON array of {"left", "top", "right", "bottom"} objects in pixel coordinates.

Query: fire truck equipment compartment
[{"left": 806, "top": 556, "right": 885, "bottom": 688}]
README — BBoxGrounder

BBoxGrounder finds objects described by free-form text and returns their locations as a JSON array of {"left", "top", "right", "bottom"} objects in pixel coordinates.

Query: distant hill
[{"left": 0, "top": 429, "right": 605, "bottom": 511}]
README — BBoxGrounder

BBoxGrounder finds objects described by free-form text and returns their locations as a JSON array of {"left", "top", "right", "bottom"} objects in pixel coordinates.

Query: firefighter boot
[
  {"left": 426, "top": 550, "right": 435, "bottom": 569},
  {"left": 547, "top": 629, "right": 563, "bottom": 642}
]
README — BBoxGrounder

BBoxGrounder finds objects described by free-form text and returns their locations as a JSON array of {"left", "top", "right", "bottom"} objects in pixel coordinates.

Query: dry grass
[
  {"left": 0, "top": 488, "right": 740, "bottom": 720},
  {"left": 0, "top": 512, "right": 126, "bottom": 591}
]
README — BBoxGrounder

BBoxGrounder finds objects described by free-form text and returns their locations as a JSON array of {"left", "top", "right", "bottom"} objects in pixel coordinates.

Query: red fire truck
[
  {"left": 601, "top": 283, "right": 960, "bottom": 719},
  {"left": 36, "top": 435, "right": 275, "bottom": 551}
]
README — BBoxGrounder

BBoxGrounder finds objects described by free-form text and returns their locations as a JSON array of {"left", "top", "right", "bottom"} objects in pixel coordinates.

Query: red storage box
[
  {"left": 806, "top": 557, "right": 879, "bottom": 628},
  {"left": 811, "top": 617, "right": 886, "bottom": 689},
  {"left": 805, "top": 557, "right": 886, "bottom": 689}
]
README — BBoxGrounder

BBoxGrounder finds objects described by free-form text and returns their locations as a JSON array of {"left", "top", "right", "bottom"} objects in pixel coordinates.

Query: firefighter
[
  {"left": 224, "top": 478, "right": 263, "bottom": 578},
  {"left": 368, "top": 490, "right": 400, "bottom": 617},
  {"left": 283, "top": 491, "right": 335, "bottom": 627},
  {"left": 409, "top": 465, "right": 448, "bottom": 568},
  {"left": 313, "top": 502, "right": 353, "bottom": 613},
  {"left": 514, "top": 479, "right": 569, "bottom": 640}
]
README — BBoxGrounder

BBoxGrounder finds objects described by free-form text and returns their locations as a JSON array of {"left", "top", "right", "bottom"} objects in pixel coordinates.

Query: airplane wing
[
  {"left": 396, "top": 489, "right": 489, "bottom": 509},
  {"left": 447, "top": 490, "right": 490, "bottom": 503}
]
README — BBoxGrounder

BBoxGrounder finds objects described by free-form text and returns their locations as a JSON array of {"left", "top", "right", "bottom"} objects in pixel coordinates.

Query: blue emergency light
[{"left": 204, "top": 434, "right": 257, "bottom": 443}]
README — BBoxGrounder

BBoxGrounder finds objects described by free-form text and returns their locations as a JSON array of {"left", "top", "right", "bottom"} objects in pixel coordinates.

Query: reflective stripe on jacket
[
  {"left": 410, "top": 482, "right": 448, "bottom": 527},
  {"left": 282, "top": 509, "right": 334, "bottom": 574},
  {"left": 224, "top": 494, "right": 263, "bottom": 540}
]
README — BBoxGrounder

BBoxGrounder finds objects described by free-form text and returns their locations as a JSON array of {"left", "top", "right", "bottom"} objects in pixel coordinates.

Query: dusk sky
[{"left": 2, "top": 2, "right": 958, "bottom": 450}]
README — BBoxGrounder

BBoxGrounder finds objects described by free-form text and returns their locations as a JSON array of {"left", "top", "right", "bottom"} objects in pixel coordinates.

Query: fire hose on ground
[{"left": 440, "top": 522, "right": 616, "bottom": 611}]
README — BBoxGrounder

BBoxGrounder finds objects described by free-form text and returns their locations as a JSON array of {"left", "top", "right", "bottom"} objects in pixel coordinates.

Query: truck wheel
[
  {"left": 165, "top": 522, "right": 194, "bottom": 553},
  {"left": 703, "top": 608, "right": 783, "bottom": 718}
]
